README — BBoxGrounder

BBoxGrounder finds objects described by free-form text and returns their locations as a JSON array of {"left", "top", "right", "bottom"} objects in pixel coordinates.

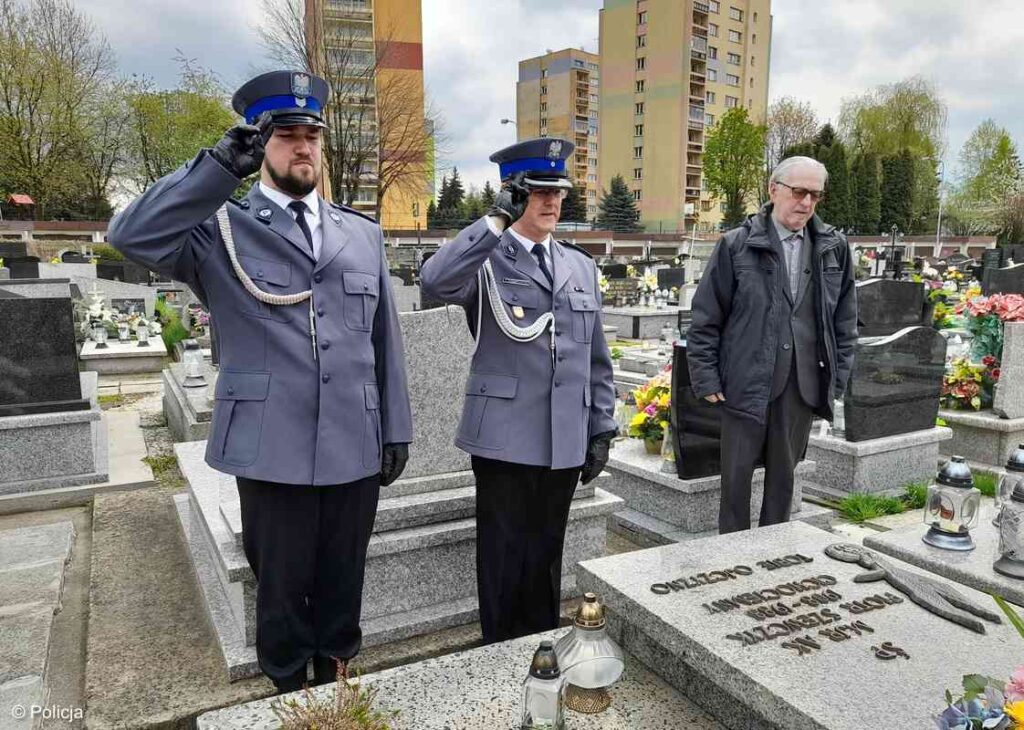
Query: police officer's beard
[{"left": 266, "top": 158, "right": 318, "bottom": 197}]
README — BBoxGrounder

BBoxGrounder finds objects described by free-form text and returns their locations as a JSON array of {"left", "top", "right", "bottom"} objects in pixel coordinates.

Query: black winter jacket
[{"left": 686, "top": 205, "right": 858, "bottom": 424}]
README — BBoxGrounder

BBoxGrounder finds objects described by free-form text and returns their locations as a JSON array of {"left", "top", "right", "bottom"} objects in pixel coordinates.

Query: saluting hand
[
  {"left": 487, "top": 172, "right": 530, "bottom": 228},
  {"left": 211, "top": 113, "right": 275, "bottom": 179}
]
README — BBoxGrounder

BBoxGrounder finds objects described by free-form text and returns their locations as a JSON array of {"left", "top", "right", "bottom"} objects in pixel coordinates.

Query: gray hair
[{"left": 770, "top": 156, "right": 828, "bottom": 188}]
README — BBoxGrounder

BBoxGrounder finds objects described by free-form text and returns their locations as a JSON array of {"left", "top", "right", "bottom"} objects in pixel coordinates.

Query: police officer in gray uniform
[
  {"left": 420, "top": 138, "right": 617, "bottom": 643},
  {"left": 108, "top": 70, "right": 413, "bottom": 692}
]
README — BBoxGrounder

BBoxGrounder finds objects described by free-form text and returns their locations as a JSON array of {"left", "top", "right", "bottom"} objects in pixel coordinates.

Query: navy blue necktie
[
  {"left": 288, "top": 200, "right": 314, "bottom": 257},
  {"left": 531, "top": 242, "right": 553, "bottom": 286}
]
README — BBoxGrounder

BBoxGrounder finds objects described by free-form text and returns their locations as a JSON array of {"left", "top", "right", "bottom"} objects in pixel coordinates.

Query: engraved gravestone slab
[
  {"left": 984, "top": 263, "right": 1024, "bottom": 296},
  {"left": 577, "top": 521, "right": 1022, "bottom": 730},
  {"left": 855, "top": 279, "right": 928, "bottom": 337}
]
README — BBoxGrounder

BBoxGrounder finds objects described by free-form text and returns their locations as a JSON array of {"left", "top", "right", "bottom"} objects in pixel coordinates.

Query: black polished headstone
[
  {"left": 61, "top": 251, "right": 89, "bottom": 263},
  {"left": 7, "top": 257, "right": 39, "bottom": 279},
  {"left": 984, "top": 263, "right": 1024, "bottom": 296},
  {"left": 843, "top": 326, "right": 946, "bottom": 442},
  {"left": 0, "top": 287, "right": 88, "bottom": 416},
  {"left": 669, "top": 344, "right": 762, "bottom": 479},
  {"left": 0, "top": 242, "right": 27, "bottom": 259},
  {"left": 601, "top": 263, "right": 628, "bottom": 279},
  {"left": 657, "top": 267, "right": 687, "bottom": 290},
  {"left": 948, "top": 252, "right": 972, "bottom": 267},
  {"left": 981, "top": 249, "right": 1004, "bottom": 272},
  {"left": 96, "top": 260, "right": 152, "bottom": 285},
  {"left": 856, "top": 279, "right": 929, "bottom": 337}
]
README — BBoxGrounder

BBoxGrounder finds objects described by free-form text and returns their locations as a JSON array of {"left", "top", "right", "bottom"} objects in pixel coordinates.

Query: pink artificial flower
[
  {"left": 1006, "top": 666, "right": 1024, "bottom": 702},
  {"left": 644, "top": 403, "right": 657, "bottom": 416}
]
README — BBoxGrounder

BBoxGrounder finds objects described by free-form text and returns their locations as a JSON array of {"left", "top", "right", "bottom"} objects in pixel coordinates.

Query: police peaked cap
[
  {"left": 232, "top": 70, "right": 330, "bottom": 129},
  {"left": 490, "top": 137, "right": 575, "bottom": 190}
]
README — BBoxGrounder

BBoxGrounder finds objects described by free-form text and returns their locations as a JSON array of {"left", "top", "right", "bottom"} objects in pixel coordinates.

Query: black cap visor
[
  {"left": 522, "top": 175, "right": 573, "bottom": 190},
  {"left": 267, "top": 108, "right": 328, "bottom": 130}
]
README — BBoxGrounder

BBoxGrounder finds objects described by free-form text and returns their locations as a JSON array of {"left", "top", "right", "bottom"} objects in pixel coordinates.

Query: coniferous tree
[
  {"left": 816, "top": 140, "right": 852, "bottom": 229},
  {"left": 559, "top": 185, "right": 587, "bottom": 223},
  {"left": 595, "top": 175, "right": 642, "bottom": 232},
  {"left": 426, "top": 199, "right": 438, "bottom": 228},
  {"left": 481, "top": 180, "right": 496, "bottom": 207},
  {"left": 850, "top": 152, "right": 882, "bottom": 234},
  {"left": 880, "top": 150, "right": 915, "bottom": 234}
]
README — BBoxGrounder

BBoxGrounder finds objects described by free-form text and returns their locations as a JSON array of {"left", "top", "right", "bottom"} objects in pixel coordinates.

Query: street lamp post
[
  {"left": 500, "top": 118, "right": 518, "bottom": 138},
  {"left": 933, "top": 160, "right": 946, "bottom": 258}
]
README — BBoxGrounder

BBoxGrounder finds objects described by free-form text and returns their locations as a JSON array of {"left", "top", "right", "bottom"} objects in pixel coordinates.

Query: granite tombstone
[
  {"left": 856, "top": 279, "right": 929, "bottom": 337},
  {"left": 984, "top": 262, "right": 1024, "bottom": 296},
  {"left": 657, "top": 267, "right": 688, "bottom": 291},
  {"left": 0, "top": 241, "right": 27, "bottom": 259},
  {"left": 842, "top": 325, "right": 946, "bottom": 441},
  {"left": 602, "top": 263, "right": 628, "bottom": 279},
  {"left": 7, "top": 256, "right": 39, "bottom": 279}
]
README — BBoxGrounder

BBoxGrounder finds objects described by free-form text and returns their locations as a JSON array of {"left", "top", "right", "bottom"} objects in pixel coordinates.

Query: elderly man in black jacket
[{"left": 687, "top": 156, "right": 858, "bottom": 533}]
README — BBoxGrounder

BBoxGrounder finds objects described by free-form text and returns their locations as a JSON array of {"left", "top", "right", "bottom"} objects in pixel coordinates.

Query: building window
[
  {"left": 729, "top": 6, "right": 743, "bottom": 21},
  {"left": 635, "top": 79, "right": 645, "bottom": 93},
  {"left": 750, "top": 76, "right": 755, "bottom": 87},
  {"left": 726, "top": 73, "right": 740, "bottom": 86},
  {"left": 589, "top": 157, "right": 598, "bottom": 166},
  {"left": 708, "top": 46, "right": 718, "bottom": 59},
  {"left": 540, "top": 102, "right": 547, "bottom": 112},
  {"left": 587, "top": 62, "right": 599, "bottom": 71},
  {"left": 727, "top": 52, "right": 741, "bottom": 65},
  {"left": 588, "top": 173, "right": 597, "bottom": 182},
  {"left": 750, "top": 55, "right": 755, "bottom": 66},
  {"left": 540, "top": 127, "right": 548, "bottom": 135},
  {"left": 708, "top": 68, "right": 718, "bottom": 81},
  {"left": 589, "top": 93, "right": 598, "bottom": 102},
  {"left": 634, "top": 124, "right": 644, "bottom": 136},
  {"left": 589, "top": 110, "right": 598, "bottom": 119},
  {"left": 588, "top": 142, "right": 597, "bottom": 153},
  {"left": 725, "top": 95, "right": 738, "bottom": 108},
  {"left": 753, "top": 11, "right": 758, "bottom": 22},
  {"left": 720, "top": 201, "right": 728, "bottom": 213},
  {"left": 752, "top": 33, "right": 757, "bottom": 45},
  {"left": 588, "top": 190, "right": 597, "bottom": 198},
  {"left": 728, "top": 29, "right": 741, "bottom": 42},
  {"left": 540, "top": 116, "right": 547, "bottom": 126},
  {"left": 638, "top": 10, "right": 647, "bottom": 24},
  {"left": 634, "top": 168, "right": 643, "bottom": 180},
  {"left": 636, "top": 57, "right": 646, "bottom": 70},
  {"left": 540, "top": 85, "right": 547, "bottom": 95},
  {"left": 635, "top": 102, "right": 645, "bottom": 114},
  {"left": 708, "top": 22, "right": 718, "bottom": 37},
  {"left": 747, "top": 98, "right": 753, "bottom": 107},
  {"left": 634, "top": 146, "right": 643, "bottom": 159},
  {"left": 705, "top": 113, "right": 715, "bottom": 125},
  {"left": 637, "top": 34, "right": 646, "bottom": 48},
  {"left": 633, "top": 190, "right": 642, "bottom": 201},
  {"left": 702, "top": 177, "right": 709, "bottom": 191},
  {"left": 708, "top": 0, "right": 720, "bottom": 12},
  {"left": 541, "top": 69, "right": 548, "bottom": 78},
  {"left": 701, "top": 200, "right": 712, "bottom": 212},
  {"left": 706, "top": 90, "right": 716, "bottom": 103}
]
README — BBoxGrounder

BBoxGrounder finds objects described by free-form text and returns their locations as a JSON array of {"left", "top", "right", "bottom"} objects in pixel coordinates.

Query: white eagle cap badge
[
  {"left": 291, "top": 72, "right": 312, "bottom": 98},
  {"left": 547, "top": 140, "right": 563, "bottom": 160}
]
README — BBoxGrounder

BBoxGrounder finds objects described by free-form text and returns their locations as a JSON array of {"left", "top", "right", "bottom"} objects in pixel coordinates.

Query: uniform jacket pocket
[
  {"left": 362, "top": 382, "right": 381, "bottom": 469},
  {"left": 457, "top": 372, "right": 518, "bottom": 449},
  {"left": 212, "top": 370, "right": 270, "bottom": 466},
  {"left": 343, "top": 270, "right": 379, "bottom": 331},
  {"left": 568, "top": 292, "right": 597, "bottom": 343}
]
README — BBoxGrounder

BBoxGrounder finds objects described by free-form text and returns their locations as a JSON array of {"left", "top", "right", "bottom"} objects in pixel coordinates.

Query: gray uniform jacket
[
  {"left": 108, "top": 150, "right": 413, "bottom": 485},
  {"left": 420, "top": 217, "right": 617, "bottom": 469}
]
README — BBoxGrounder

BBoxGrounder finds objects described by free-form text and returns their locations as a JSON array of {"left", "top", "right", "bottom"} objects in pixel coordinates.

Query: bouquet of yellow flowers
[{"left": 628, "top": 370, "right": 672, "bottom": 446}]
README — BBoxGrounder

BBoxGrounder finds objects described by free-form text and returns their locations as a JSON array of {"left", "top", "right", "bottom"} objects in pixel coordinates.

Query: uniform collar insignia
[
  {"left": 503, "top": 242, "right": 517, "bottom": 258},
  {"left": 329, "top": 210, "right": 341, "bottom": 223},
  {"left": 258, "top": 208, "right": 272, "bottom": 218}
]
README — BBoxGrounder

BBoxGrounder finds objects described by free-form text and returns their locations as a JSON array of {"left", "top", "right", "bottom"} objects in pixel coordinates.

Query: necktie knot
[{"left": 288, "top": 200, "right": 308, "bottom": 216}]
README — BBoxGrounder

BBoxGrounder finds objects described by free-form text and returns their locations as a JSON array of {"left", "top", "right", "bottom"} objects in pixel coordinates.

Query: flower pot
[{"left": 644, "top": 438, "right": 662, "bottom": 455}]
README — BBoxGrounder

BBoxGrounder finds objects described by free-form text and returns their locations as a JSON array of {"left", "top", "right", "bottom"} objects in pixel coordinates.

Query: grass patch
[
  {"left": 903, "top": 481, "right": 929, "bottom": 509},
  {"left": 975, "top": 471, "right": 998, "bottom": 498},
  {"left": 836, "top": 492, "right": 908, "bottom": 523},
  {"left": 143, "top": 454, "right": 179, "bottom": 479},
  {"left": 98, "top": 394, "right": 124, "bottom": 409}
]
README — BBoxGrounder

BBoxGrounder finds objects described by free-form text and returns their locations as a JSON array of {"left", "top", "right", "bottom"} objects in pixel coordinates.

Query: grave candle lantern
[
  {"left": 922, "top": 455, "right": 981, "bottom": 551},
  {"left": 553, "top": 592, "right": 624, "bottom": 714},
  {"left": 994, "top": 445, "right": 1024, "bottom": 528},
  {"left": 181, "top": 339, "right": 207, "bottom": 388},
  {"left": 520, "top": 640, "right": 564, "bottom": 730},
  {"left": 994, "top": 466, "right": 1024, "bottom": 579},
  {"left": 92, "top": 323, "right": 108, "bottom": 349},
  {"left": 136, "top": 324, "right": 150, "bottom": 347}
]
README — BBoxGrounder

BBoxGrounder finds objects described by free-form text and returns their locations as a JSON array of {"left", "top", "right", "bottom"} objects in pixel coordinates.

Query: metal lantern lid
[
  {"left": 1007, "top": 444, "right": 1024, "bottom": 473},
  {"left": 574, "top": 593, "right": 606, "bottom": 630},
  {"left": 937, "top": 456, "right": 974, "bottom": 488},
  {"left": 529, "top": 640, "right": 561, "bottom": 679}
]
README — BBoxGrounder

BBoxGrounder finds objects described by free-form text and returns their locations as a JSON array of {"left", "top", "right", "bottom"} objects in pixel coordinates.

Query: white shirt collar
[
  {"left": 258, "top": 182, "right": 320, "bottom": 220},
  {"left": 770, "top": 214, "right": 803, "bottom": 242},
  {"left": 507, "top": 226, "right": 552, "bottom": 257}
]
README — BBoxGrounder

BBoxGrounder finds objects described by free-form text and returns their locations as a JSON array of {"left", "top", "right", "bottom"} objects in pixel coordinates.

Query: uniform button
[
  {"left": 469, "top": 234, "right": 477, "bottom": 242},
  {"left": 322, "top": 373, "right": 331, "bottom": 383},
  {"left": 555, "top": 330, "right": 563, "bottom": 336},
  {"left": 314, "top": 274, "right": 323, "bottom": 283},
  {"left": 480, "top": 385, "right": 487, "bottom": 393},
  {"left": 317, "top": 307, "right": 325, "bottom": 317},
  {"left": 321, "top": 340, "right": 330, "bottom": 350},
  {"left": 554, "top": 381, "right": 561, "bottom": 387},
  {"left": 783, "top": 343, "right": 791, "bottom": 350},
  {"left": 257, "top": 270, "right": 264, "bottom": 277},
  {"left": 513, "top": 294, "right": 519, "bottom": 301},
  {"left": 554, "top": 304, "right": 560, "bottom": 310},
  {"left": 558, "top": 355, "right": 565, "bottom": 362},
  {"left": 227, "top": 386, "right": 235, "bottom": 395},
  {"left": 363, "top": 283, "right": 369, "bottom": 290}
]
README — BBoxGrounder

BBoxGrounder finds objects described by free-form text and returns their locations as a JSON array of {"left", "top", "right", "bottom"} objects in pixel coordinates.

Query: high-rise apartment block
[
  {"left": 599, "top": 0, "right": 771, "bottom": 232},
  {"left": 308, "top": 0, "right": 430, "bottom": 230},
  {"left": 516, "top": 49, "right": 601, "bottom": 220}
]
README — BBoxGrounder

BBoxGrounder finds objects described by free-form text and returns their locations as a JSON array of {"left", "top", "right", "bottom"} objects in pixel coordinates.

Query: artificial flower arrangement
[
  {"left": 599, "top": 275, "right": 609, "bottom": 295},
  {"left": 941, "top": 356, "right": 1000, "bottom": 411},
  {"left": 625, "top": 264, "right": 638, "bottom": 278},
  {"left": 628, "top": 368, "right": 672, "bottom": 452},
  {"left": 957, "top": 293, "right": 1024, "bottom": 362},
  {"left": 637, "top": 272, "right": 659, "bottom": 294}
]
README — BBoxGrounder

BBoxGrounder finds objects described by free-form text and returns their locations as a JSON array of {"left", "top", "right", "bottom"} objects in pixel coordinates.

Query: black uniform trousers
[
  {"left": 471, "top": 456, "right": 580, "bottom": 644},
  {"left": 236, "top": 474, "right": 380, "bottom": 682},
  {"left": 718, "top": 367, "right": 815, "bottom": 534}
]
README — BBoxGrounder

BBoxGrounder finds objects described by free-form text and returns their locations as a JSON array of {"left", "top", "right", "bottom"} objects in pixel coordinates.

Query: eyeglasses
[
  {"left": 529, "top": 188, "right": 568, "bottom": 200},
  {"left": 775, "top": 181, "right": 825, "bottom": 202}
]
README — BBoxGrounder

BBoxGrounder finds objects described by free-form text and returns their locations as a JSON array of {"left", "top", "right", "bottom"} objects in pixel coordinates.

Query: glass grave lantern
[
  {"left": 117, "top": 322, "right": 130, "bottom": 342},
  {"left": 994, "top": 444, "right": 1024, "bottom": 528},
  {"left": 520, "top": 640, "right": 564, "bottom": 730},
  {"left": 922, "top": 456, "right": 982, "bottom": 551},
  {"left": 136, "top": 324, "right": 150, "bottom": 347},
  {"left": 553, "top": 593, "right": 624, "bottom": 714},
  {"left": 994, "top": 463, "right": 1024, "bottom": 579},
  {"left": 92, "top": 322, "right": 109, "bottom": 349},
  {"left": 181, "top": 339, "right": 207, "bottom": 388}
]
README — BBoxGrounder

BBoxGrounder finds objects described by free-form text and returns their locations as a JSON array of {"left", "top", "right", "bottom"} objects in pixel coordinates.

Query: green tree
[
  {"left": 559, "top": 185, "right": 586, "bottom": 223},
  {"left": 595, "top": 175, "right": 641, "bottom": 232},
  {"left": 124, "top": 57, "right": 235, "bottom": 192},
  {"left": 481, "top": 180, "right": 496, "bottom": 207},
  {"left": 838, "top": 76, "right": 948, "bottom": 159},
  {"left": 426, "top": 199, "right": 437, "bottom": 228},
  {"left": 850, "top": 153, "right": 881, "bottom": 235},
  {"left": 703, "top": 107, "right": 766, "bottom": 227},
  {"left": 880, "top": 150, "right": 915, "bottom": 234},
  {"left": 809, "top": 126, "right": 853, "bottom": 229},
  {"left": 910, "top": 157, "right": 940, "bottom": 234}
]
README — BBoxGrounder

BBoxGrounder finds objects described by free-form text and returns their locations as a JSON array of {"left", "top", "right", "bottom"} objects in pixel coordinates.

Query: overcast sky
[{"left": 75, "top": 0, "right": 1024, "bottom": 194}]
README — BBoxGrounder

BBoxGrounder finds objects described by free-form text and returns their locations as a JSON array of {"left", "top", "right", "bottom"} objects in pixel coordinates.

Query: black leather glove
[
  {"left": 210, "top": 113, "right": 274, "bottom": 179},
  {"left": 380, "top": 443, "right": 409, "bottom": 486},
  {"left": 580, "top": 430, "right": 616, "bottom": 485},
  {"left": 487, "top": 173, "right": 530, "bottom": 227}
]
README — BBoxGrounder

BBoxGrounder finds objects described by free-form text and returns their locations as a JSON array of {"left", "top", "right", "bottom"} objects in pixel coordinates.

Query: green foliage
[
  {"left": 91, "top": 244, "right": 124, "bottom": 261},
  {"left": 850, "top": 152, "right": 882, "bottom": 234},
  {"left": 944, "top": 120, "right": 1024, "bottom": 239},
  {"left": 813, "top": 127, "right": 853, "bottom": 229},
  {"left": 610, "top": 347, "right": 623, "bottom": 361},
  {"left": 703, "top": 107, "right": 766, "bottom": 227},
  {"left": 559, "top": 185, "right": 587, "bottom": 223},
  {"left": 481, "top": 180, "right": 496, "bottom": 207},
  {"left": 992, "top": 594, "right": 1024, "bottom": 641},
  {"left": 880, "top": 150, "right": 915, "bottom": 234},
  {"left": 155, "top": 299, "right": 190, "bottom": 353},
  {"left": 124, "top": 57, "right": 235, "bottom": 193},
  {"left": 272, "top": 674, "right": 399, "bottom": 730},
  {"left": 974, "top": 471, "right": 998, "bottom": 498},
  {"left": 838, "top": 76, "right": 947, "bottom": 159},
  {"left": 910, "top": 157, "right": 940, "bottom": 234},
  {"left": 903, "top": 481, "right": 929, "bottom": 509},
  {"left": 425, "top": 199, "right": 437, "bottom": 227},
  {"left": 142, "top": 454, "right": 179, "bottom": 479},
  {"left": 836, "top": 492, "right": 907, "bottom": 523},
  {"left": 596, "top": 175, "right": 642, "bottom": 232}
]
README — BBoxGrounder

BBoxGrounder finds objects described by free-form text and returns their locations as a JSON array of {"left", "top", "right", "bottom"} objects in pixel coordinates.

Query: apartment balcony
[
  {"left": 324, "top": 1, "right": 374, "bottom": 21},
  {"left": 688, "top": 104, "right": 705, "bottom": 121},
  {"left": 692, "top": 36, "right": 708, "bottom": 53},
  {"left": 685, "top": 187, "right": 702, "bottom": 199},
  {"left": 688, "top": 120, "right": 704, "bottom": 131},
  {"left": 693, "top": 1, "right": 710, "bottom": 13},
  {"left": 688, "top": 141, "right": 704, "bottom": 153}
]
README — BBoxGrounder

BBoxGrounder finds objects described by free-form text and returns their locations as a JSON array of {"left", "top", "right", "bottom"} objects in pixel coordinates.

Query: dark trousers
[
  {"left": 718, "top": 368, "right": 814, "bottom": 534},
  {"left": 236, "top": 474, "right": 380, "bottom": 682},
  {"left": 471, "top": 456, "right": 580, "bottom": 644}
]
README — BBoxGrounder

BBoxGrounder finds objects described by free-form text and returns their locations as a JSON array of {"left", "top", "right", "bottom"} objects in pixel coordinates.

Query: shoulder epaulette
[
  {"left": 558, "top": 240, "right": 594, "bottom": 259},
  {"left": 227, "top": 197, "right": 250, "bottom": 209},
  {"left": 332, "top": 202, "right": 378, "bottom": 225}
]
